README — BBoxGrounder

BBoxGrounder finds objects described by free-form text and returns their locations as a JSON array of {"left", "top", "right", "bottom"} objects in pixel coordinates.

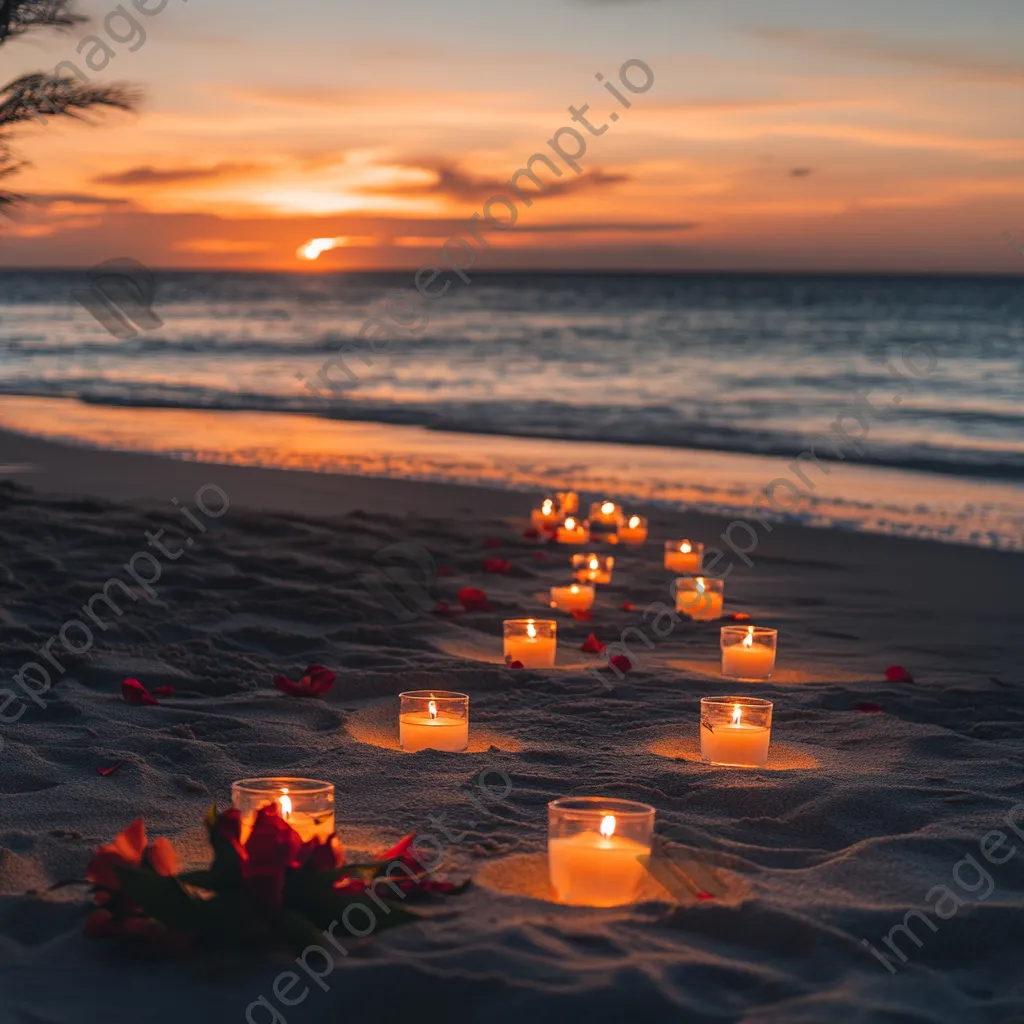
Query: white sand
[{"left": 0, "top": 431, "right": 1022, "bottom": 1024}]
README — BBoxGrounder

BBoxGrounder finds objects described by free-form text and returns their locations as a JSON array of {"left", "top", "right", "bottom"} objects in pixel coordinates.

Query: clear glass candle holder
[
  {"left": 674, "top": 575, "right": 724, "bottom": 620},
  {"left": 700, "top": 696, "right": 773, "bottom": 768},
  {"left": 503, "top": 618, "right": 557, "bottom": 668},
  {"left": 572, "top": 552, "right": 614, "bottom": 584},
  {"left": 548, "top": 796, "right": 655, "bottom": 907},
  {"left": 399, "top": 690, "right": 469, "bottom": 752},
  {"left": 618, "top": 515, "right": 648, "bottom": 545},
  {"left": 556, "top": 490, "right": 579, "bottom": 516},
  {"left": 555, "top": 516, "right": 589, "bottom": 544},
  {"left": 549, "top": 581, "right": 596, "bottom": 614},
  {"left": 664, "top": 539, "right": 704, "bottom": 574},
  {"left": 720, "top": 625, "right": 778, "bottom": 681},
  {"left": 531, "top": 497, "right": 560, "bottom": 531},
  {"left": 232, "top": 777, "right": 335, "bottom": 844},
  {"left": 588, "top": 500, "right": 624, "bottom": 527}
]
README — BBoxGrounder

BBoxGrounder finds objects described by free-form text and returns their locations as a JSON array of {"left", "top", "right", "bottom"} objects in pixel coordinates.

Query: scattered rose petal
[
  {"left": 620, "top": 601, "right": 636, "bottom": 612},
  {"left": 854, "top": 702, "right": 884, "bottom": 713},
  {"left": 507, "top": 660, "right": 524, "bottom": 670},
  {"left": 483, "top": 537, "right": 502, "bottom": 549},
  {"left": 483, "top": 558, "right": 512, "bottom": 574},
  {"left": 97, "top": 761, "right": 125, "bottom": 777},
  {"left": 433, "top": 600, "right": 453, "bottom": 616},
  {"left": 728, "top": 612, "right": 751, "bottom": 622},
  {"left": 580, "top": 633, "right": 607, "bottom": 654},
  {"left": 522, "top": 527, "right": 539, "bottom": 540},
  {"left": 153, "top": 686, "right": 175, "bottom": 698},
  {"left": 273, "top": 664, "right": 336, "bottom": 698},
  {"left": 609, "top": 654, "right": 633, "bottom": 673},
  {"left": 571, "top": 609, "right": 594, "bottom": 622},
  {"left": 532, "top": 551, "right": 549, "bottom": 562},
  {"left": 458, "top": 586, "right": 492, "bottom": 612},
  {"left": 437, "top": 567, "right": 453, "bottom": 577},
  {"left": 696, "top": 891, "right": 714, "bottom": 901},
  {"left": 885, "top": 665, "right": 914, "bottom": 683},
  {"left": 122, "top": 678, "right": 159, "bottom": 706}
]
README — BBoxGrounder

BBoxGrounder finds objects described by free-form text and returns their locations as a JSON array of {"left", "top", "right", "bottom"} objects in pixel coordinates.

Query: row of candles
[{"left": 238, "top": 492, "right": 779, "bottom": 909}]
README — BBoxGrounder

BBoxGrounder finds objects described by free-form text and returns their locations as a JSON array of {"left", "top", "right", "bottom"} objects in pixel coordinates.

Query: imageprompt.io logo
[
  {"left": 72, "top": 258, "right": 163, "bottom": 339},
  {"left": 362, "top": 542, "right": 438, "bottom": 623}
]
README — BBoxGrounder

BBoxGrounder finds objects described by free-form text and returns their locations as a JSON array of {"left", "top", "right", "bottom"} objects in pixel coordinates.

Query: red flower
[
  {"left": 483, "top": 558, "right": 511, "bottom": 574},
  {"left": 97, "top": 761, "right": 124, "bottom": 777},
  {"left": 87, "top": 819, "right": 178, "bottom": 904},
  {"left": 532, "top": 551, "right": 549, "bottom": 562},
  {"left": 240, "top": 805, "right": 305, "bottom": 915},
  {"left": 580, "top": 633, "right": 607, "bottom": 654},
  {"left": 571, "top": 609, "right": 594, "bottom": 622},
  {"left": 522, "top": 527, "right": 539, "bottom": 540},
  {"left": 728, "top": 613, "right": 751, "bottom": 622},
  {"left": 273, "top": 664, "right": 336, "bottom": 698},
  {"left": 854, "top": 702, "right": 884, "bottom": 713},
  {"left": 620, "top": 601, "right": 636, "bottom": 612},
  {"left": 483, "top": 537, "right": 502, "bottom": 549},
  {"left": 885, "top": 665, "right": 914, "bottom": 683},
  {"left": 437, "top": 566, "right": 453, "bottom": 577},
  {"left": 122, "top": 678, "right": 159, "bottom": 706},
  {"left": 153, "top": 685, "right": 175, "bottom": 697},
  {"left": 609, "top": 654, "right": 633, "bottom": 674},
  {"left": 458, "top": 587, "right": 491, "bottom": 612},
  {"left": 507, "top": 660, "right": 524, "bottom": 670}
]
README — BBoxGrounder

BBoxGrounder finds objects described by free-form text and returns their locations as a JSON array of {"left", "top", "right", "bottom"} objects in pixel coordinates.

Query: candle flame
[
  {"left": 680, "top": 540, "right": 691, "bottom": 553},
  {"left": 526, "top": 621, "right": 537, "bottom": 639},
  {"left": 565, "top": 517, "right": 576, "bottom": 530},
  {"left": 600, "top": 814, "right": 616, "bottom": 838},
  {"left": 279, "top": 788, "right": 292, "bottom": 819},
  {"left": 743, "top": 626, "right": 754, "bottom": 648},
  {"left": 542, "top": 499, "right": 553, "bottom": 514},
  {"left": 601, "top": 501, "right": 615, "bottom": 515},
  {"left": 570, "top": 584, "right": 579, "bottom": 594},
  {"left": 428, "top": 699, "right": 438, "bottom": 719},
  {"left": 589, "top": 557, "right": 599, "bottom": 570},
  {"left": 628, "top": 516, "right": 640, "bottom": 529},
  {"left": 732, "top": 704, "right": 742, "bottom": 726}
]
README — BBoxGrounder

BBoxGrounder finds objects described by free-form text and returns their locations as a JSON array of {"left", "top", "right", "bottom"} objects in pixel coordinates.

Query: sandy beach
[{"left": 1, "top": 431, "right": 1022, "bottom": 1023}]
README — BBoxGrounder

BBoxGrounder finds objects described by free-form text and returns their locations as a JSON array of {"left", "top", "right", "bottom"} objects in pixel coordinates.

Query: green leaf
[{"left": 114, "top": 867, "right": 199, "bottom": 930}]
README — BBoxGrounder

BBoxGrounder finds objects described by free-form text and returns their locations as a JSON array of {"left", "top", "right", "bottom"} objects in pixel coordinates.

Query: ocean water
[{"left": 1, "top": 271, "right": 1022, "bottom": 546}]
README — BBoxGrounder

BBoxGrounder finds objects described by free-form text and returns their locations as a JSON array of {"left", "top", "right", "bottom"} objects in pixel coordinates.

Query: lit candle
[
  {"left": 503, "top": 618, "right": 557, "bottom": 667},
  {"left": 232, "top": 777, "right": 336, "bottom": 844},
  {"left": 556, "top": 491, "right": 579, "bottom": 516},
  {"left": 674, "top": 575, "right": 724, "bottom": 621},
  {"left": 618, "top": 515, "right": 648, "bottom": 545},
  {"left": 720, "top": 625, "right": 778, "bottom": 680},
  {"left": 555, "top": 516, "right": 589, "bottom": 545},
  {"left": 700, "top": 697, "right": 772, "bottom": 768},
  {"left": 664, "top": 539, "right": 703, "bottom": 574},
  {"left": 548, "top": 797, "right": 655, "bottom": 907},
  {"left": 550, "top": 582, "right": 596, "bottom": 613},
  {"left": 399, "top": 690, "right": 469, "bottom": 752},
  {"left": 589, "top": 500, "right": 624, "bottom": 527},
  {"left": 531, "top": 497, "right": 561, "bottom": 531},
  {"left": 572, "top": 553, "right": 613, "bottom": 585}
]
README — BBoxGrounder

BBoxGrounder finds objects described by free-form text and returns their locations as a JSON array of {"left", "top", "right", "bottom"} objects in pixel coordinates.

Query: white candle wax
[
  {"left": 548, "top": 830, "right": 651, "bottom": 906},
  {"left": 556, "top": 521, "right": 588, "bottom": 544},
  {"left": 700, "top": 720, "right": 771, "bottom": 767},
  {"left": 504, "top": 633, "right": 557, "bottom": 668},
  {"left": 676, "top": 584, "right": 723, "bottom": 621},
  {"left": 721, "top": 640, "right": 776, "bottom": 680},
  {"left": 531, "top": 503, "right": 560, "bottom": 530},
  {"left": 618, "top": 519, "right": 648, "bottom": 545},
  {"left": 550, "top": 584, "right": 595, "bottom": 613},
  {"left": 400, "top": 712, "right": 469, "bottom": 752}
]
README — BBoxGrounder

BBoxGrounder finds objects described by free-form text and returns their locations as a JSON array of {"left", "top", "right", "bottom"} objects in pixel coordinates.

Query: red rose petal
[
  {"left": 121, "top": 678, "right": 159, "bottom": 706},
  {"left": 728, "top": 612, "right": 751, "bottom": 622},
  {"left": 885, "top": 665, "right": 914, "bottom": 683},
  {"left": 458, "top": 587, "right": 492, "bottom": 611},
  {"left": 273, "top": 664, "right": 336, "bottom": 698},
  {"left": 571, "top": 609, "right": 594, "bottom": 622},
  {"left": 483, "top": 558, "right": 511, "bottom": 574},
  {"left": 507, "top": 660, "right": 524, "bottom": 670},
  {"left": 609, "top": 654, "right": 633, "bottom": 673},
  {"left": 854, "top": 702, "right": 884, "bottom": 713},
  {"left": 580, "top": 632, "right": 607, "bottom": 654},
  {"left": 153, "top": 686, "right": 175, "bottom": 697},
  {"left": 97, "top": 761, "right": 125, "bottom": 777},
  {"left": 620, "top": 601, "right": 636, "bottom": 612}
]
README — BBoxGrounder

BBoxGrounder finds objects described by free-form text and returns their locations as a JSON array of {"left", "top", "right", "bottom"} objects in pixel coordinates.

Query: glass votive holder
[
  {"left": 232, "top": 777, "right": 335, "bottom": 843},
  {"left": 664, "top": 539, "right": 703, "bottom": 574},
  {"left": 674, "top": 575, "right": 724, "bottom": 620},
  {"left": 618, "top": 515, "right": 648, "bottom": 545},
  {"left": 550, "top": 581, "right": 596, "bottom": 614},
  {"left": 503, "top": 618, "right": 557, "bottom": 668},
  {"left": 721, "top": 625, "right": 778, "bottom": 681},
  {"left": 555, "top": 516, "right": 589, "bottom": 544},
  {"left": 399, "top": 690, "right": 469, "bottom": 752},
  {"left": 530, "top": 497, "right": 560, "bottom": 531},
  {"left": 572, "top": 552, "right": 614, "bottom": 584},
  {"left": 548, "top": 796, "right": 656, "bottom": 907},
  {"left": 588, "top": 500, "right": 624, "bottom": 527},
  {"left": 556, "top": 490, "right": 579, "bottom": 516},
  {"left": 700, "top": 696, "right": 773, "bottom": 768}
]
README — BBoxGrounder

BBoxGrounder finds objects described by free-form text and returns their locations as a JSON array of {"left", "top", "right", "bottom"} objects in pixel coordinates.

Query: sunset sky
[{"left": 2, "top": 0, "right": 1023, "bottom": 271}]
